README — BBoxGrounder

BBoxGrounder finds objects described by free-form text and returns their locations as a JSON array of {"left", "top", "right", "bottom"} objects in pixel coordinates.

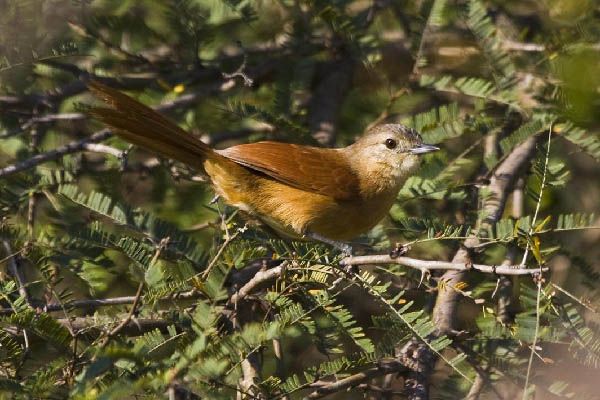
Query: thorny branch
[
  {"left": 342, "top": 254, "right": 545, "bottom": 275},
  {"left": 0, "top": 252, "right": 542, "bottom": 317}
]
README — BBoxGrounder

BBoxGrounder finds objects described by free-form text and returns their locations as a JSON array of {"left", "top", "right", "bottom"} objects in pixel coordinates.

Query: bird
[{"left": 87, "top": 81, "right": 438, "bottom": 252}]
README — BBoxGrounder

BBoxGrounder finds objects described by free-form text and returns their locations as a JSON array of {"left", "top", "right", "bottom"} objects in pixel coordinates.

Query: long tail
[{"left": 87, "top": 81, "right": 216, "bottom": 169}]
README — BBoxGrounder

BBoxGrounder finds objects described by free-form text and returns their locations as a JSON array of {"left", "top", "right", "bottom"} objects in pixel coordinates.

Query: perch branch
[{"left": 342, "top": 255, "right": 545, "bottom": 275}]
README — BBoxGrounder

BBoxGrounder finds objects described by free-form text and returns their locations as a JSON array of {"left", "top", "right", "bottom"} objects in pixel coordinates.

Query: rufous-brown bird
[{"left": 87, "top": 81, "right": 438, "bottom": 250}]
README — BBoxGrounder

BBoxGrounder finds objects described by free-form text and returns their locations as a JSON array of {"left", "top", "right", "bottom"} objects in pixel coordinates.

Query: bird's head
[{"left": 347, "top": 123, "right": 439, "bottom": 193}]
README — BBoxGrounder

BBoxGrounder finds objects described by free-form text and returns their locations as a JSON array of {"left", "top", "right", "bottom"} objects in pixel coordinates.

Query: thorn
[
  {"left": 491, "top": 277, "right": 501, "bottom": 298},
  {"left": 418, "top": 269, "right": 429, "bottom": 287},
  {"left": 389, "top": 242, "right": 408, "bottom": 259}
]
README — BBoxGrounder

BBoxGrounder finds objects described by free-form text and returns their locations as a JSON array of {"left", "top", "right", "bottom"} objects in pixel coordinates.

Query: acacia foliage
[{"left": 0, "top": 0, "right": 599, "bottom": 399}]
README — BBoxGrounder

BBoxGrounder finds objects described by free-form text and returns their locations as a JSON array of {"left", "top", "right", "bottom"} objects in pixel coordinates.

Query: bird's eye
[{"left": 385, "top": 138, "right": 397, "bottom": 149}]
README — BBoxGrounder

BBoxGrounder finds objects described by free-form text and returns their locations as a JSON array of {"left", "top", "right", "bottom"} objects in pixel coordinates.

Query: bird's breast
[{"left": 203, "top": 157, "right": 400, "bottom": 241}]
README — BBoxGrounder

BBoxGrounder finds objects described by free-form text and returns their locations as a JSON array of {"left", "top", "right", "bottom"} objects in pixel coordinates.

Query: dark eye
[{"left": 385, "top": 138, "right": 397, "bottom": 149}]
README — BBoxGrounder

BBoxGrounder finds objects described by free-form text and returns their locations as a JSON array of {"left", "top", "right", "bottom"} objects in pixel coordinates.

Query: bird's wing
[{"left": 218, "top": 142, "right": 360, "bottom": 200}]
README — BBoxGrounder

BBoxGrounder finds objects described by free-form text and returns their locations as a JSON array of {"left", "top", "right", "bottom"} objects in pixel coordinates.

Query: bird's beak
[{"left": 410, "top": 143, "right": 439, "bottom": 155}]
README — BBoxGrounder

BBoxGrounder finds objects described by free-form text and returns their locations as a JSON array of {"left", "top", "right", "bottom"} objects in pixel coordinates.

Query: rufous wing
[{"left": 218, "top": 142, "right": 360, "bottom": 200}]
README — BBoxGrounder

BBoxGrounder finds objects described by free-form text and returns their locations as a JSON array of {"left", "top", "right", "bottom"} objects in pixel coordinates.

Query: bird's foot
[
  {"left": 303, "top": 232, "right": 358, "bottom": 277},
  {"left": 305, "top": 232, "right": 353, "bottom": 258}
]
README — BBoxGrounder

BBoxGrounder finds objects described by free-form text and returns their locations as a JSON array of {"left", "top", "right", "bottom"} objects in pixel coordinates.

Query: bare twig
[
  {"left": 239, "top": 352, "right": 263, "bottom": 399},
  {"left": 181, "top": 220, "right": 217, "bottom": 232},
  {"left": 502, "top": 40, "right": 545, "bottom": 52},
  {"left": 82, "top": 143, "right": 124, "bottom": 158},
  {"left": 68, "top": 21, "right": 151, "bottom": 64},
  {"left": 2, "top": 317, "right": 178, "bottom": 338},
  {"left": 101, "top": 281, "right": 145, "bottom": 345},
  {"left": 230, "top": 263, "right": 286, "bottom": 305},
  {"left": 0, "top": 129, "right": 112, "bottom": 178},
  {"left": 496, "top": 178, "right": 525, "bottom": 323},
  {"left": 465, "top": 373, "right": 487, "bottom": 400},
  {"left": 222, "top": 42, "right": 254, "bottom": 87},
  {"left": 201, "top": 226, "right": 245, "bottom": 279},
  {"left": 0, "top": 113, "right": 86, "bottom": 138},
  {"left": 2, "top": 241, "right": 31, "bottom": 306},
  {"left": 65, "top": 317, "right": 175, "bottom": 335},
  {"left": 1, "top": 240, "right": 32, "bottom": 359},
  {"left": 100, "top": 237, "right": 169, "bottom": 347},
  {"left": 305, "top": 359, "right": 407, "bottom": 399},
  {"left": 550, "top": 282, "right": 597, "bottom": 313},
  {"left": 342, "top": 254, "right": 545, "bottom": 275}
]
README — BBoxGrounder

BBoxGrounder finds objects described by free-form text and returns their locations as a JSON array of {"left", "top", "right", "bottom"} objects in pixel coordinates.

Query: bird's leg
[
  {"left": 306, "top": 232, "right": 357, "bottom": 279},
  {"left": 305, "top": 232, "right": 353, "bottom": 257}
]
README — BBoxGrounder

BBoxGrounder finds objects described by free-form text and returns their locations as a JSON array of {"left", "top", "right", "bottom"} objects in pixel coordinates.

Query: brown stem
[
  {"left": 305, "top": 360, "right": 407, "bottom": 399},
  {"left": 101, "top": 281, "right": 145, "bottom": 344},
  {"left": 433, "top": 136, "right": 538, "bottom": 334}
]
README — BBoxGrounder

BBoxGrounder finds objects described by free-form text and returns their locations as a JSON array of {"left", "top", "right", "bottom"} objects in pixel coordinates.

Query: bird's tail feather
[{"left": 87, "top": 81, "right": 215, "bottom": 169}]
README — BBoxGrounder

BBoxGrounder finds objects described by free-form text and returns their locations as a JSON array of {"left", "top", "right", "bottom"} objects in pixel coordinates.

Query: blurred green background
[{"left": 1, "top": 0, "right": 599, "bottom": 399}]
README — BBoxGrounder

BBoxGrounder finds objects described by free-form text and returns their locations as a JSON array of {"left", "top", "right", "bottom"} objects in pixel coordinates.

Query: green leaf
[{"left": 559, "top": 121, "right": 600, "bottom": 161}]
